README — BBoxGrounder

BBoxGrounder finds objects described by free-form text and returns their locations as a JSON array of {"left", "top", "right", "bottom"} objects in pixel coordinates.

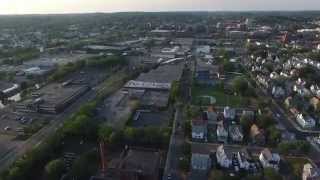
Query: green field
[{"left": 191, "top": 84, "right": 248, "bottom": 107}]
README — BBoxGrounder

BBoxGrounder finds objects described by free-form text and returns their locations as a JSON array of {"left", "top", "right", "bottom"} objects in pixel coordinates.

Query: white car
[{"left": 4, "top": 126, "right": 11, "bottom": 131}]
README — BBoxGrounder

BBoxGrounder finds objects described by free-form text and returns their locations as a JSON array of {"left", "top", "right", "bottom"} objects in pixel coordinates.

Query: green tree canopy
[{"left": 45, "top": 159, "right": 65, "bottom": 180}]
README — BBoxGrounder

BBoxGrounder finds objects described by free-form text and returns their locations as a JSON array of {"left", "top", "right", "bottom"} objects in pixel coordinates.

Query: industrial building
[{"left": 15, "top": 83, "right": 89, "bottom": 114}]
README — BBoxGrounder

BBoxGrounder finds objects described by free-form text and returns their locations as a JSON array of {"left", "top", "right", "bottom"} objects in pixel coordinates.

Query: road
[
  {"left": 163, "top": 62, "right": 193, "bottom": 180},
  {"left": 163, "top": 105, "right": 185, "bottom": 180}
]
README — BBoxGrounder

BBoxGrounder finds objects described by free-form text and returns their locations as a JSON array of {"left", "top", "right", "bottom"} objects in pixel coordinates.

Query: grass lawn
[{"left": 192, "top": 84, "right": 248, "bottom": 107}]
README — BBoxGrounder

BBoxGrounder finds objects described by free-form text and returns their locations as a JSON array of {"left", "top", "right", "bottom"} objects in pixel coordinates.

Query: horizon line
[{"left": 1, "top": 9, "right": 320, "bottom": 16}]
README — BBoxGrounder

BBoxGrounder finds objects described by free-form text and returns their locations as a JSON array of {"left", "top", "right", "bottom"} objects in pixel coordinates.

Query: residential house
[
  {"left": 195, "top": 61, "right": 220, "bottom": 86},
  {"left": 229, "top": 125, "right": 243, "bottom": 143},
  {"left": 190, "top": 153, "right": 211, "bottom": 180},
  {"left": 217, "top": 122, "right": 228, "bottom": 143},
  {"left": 192, "top": 120, "right": 208, "bottom": 141},
  {"left": 216, "top": 145, "right": 232, "bottom": 168},
  {"left": 310, "top": 85, "right": 320, "bottom": 98},
  {"left": 206, "top": 106, "right": 218, "bottom": 125},
  {"left": 302, "top": 163, "right": 320, "bottom": 180},
  {"left": 296, "top": 113, "right": 316, "bottom": 129},
  {"left": 196, "top": 45, "right": 211, "bottom": 55},
  {"left": 250, "top": 124, "right": 265, "bottom": 145},
  {"left": 191, "top": 153, "right": 211, "bottom": 171},
  {"left": 223, "top": 106, "right": 236, "bottom": 121},
  {"left": 272, "top": 86, "right": 285, "bottom": 98},
  {"left": 237, "top": 148, "right": 254, "bottom": 171},
  {"left": 281, "top": 131, "right": 296, "bottom": 142},
  {"left": 242, "top": 110, "right": 255, "bottom": 121},
  {"left": 259, "top": 148, "right": 281, "bottom": 170}
]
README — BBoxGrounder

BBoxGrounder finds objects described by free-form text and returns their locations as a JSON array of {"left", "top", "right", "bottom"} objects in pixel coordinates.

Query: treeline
[
  {"left": 98, "top": 125, "right": 171, "bottom": 149},
  {"left": 48, "top": 55, "right": 127, "bottom": 81},
  {"left": 0, "top": 48, "right": 40, "bottom": 65}
]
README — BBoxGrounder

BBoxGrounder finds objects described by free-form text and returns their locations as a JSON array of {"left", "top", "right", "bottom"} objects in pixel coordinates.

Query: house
[
  {"left": 223, "top": 106, "right": 236, "bottom": 120},
  {"left": 302, "top": 163, "right": 320, "bottom": 180},
  {"left": 237, "top": 148, "right": 254, "bottom": 171},
  {"left": 229, "top": 125, "right": 243, "bottom": 143},
  {"left": 190, "top": 153, "right": 211, "bottom": 180},
  {"left": 259, "top": 148, "right": 280, "bottom": 170},
  {"left": 192, "top": 120, "right": 208, "bottom": 141},
  {"left": 217, "top": 122, "right": 228, "bottom": 143},
  {"left": 281, "top": 131, "right": 296, "bottom": 142},
  {"left": 272, "top": 86, "right": 285, "bottom": 98},
  {"left": 250, "top": 124, "right": 265, "bottom": 145},
  {"left": 191, "top": 153, "right": 211, "bottom": 171},
  {"left": 216, "top": 145, "right": 232, "bottom": 168},
  {"left": 296, "top": 113, "right": 316, "bottom": 129},
  {"left": 242, "top": 110, "right": 255, "bottom": 121},
  {"left": 195, "top": 61, "right": 220, "bottom": 85},
  {"left": 196, "top": 45, "right": 211, "bottom": 54},
  {"left": 206, "top": 106, "right": 218, "bottom": 125},
  {"left": 189, "top": 153, "right": 211, "bottom": 180}
]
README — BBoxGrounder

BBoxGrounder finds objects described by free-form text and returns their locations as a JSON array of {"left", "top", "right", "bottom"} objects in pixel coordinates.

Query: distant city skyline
[{"left": 1, "top": 0, "right": 320, "bottom": 15}]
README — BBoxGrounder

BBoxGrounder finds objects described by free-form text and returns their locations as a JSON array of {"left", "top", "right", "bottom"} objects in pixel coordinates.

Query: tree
[
  {"left": 240, "top": 115, "right": 253, "bottom": 132},
  {"left": 69, "top": 150, "right": 99, "bottom": 180},
  {"left": 232, "top": 77, "right": 248, "bottom": 96},
  {"left": 223, "top": 59, "right": 235, "bottom": 72},
  {"left": 169, "top": 81, "right": 180, "bottom": 103},
  {"left": 263, "top": 168, "right": 283, "bottom": 180},
  {"left": 257, "top": 114, "right": 275, "bottom": 129},
  {"left": 278, "top": 140, "right": 311, "bottom": 155},
  {"left": 267, "top": 127, "right": 281, "bottom": 146},
  {"left": 178, "top": 158, "right": 190, "bottom": 172},
  {"left": 45, "top": 159, "right": 65, "bottom": 180},
  {"left": 98, "top": 125, "right": 113, "bottom": 142}
]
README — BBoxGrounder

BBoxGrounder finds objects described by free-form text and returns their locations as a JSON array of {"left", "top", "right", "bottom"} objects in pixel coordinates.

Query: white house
[
  {"left": 216, "top": 145, "right": 232, "bottom": 168},
  {"left": 237, "top": 149, "right": 252, "bottom": 170},
  {"left": 223, "top": 106, "right": 236, "bottom": 120},
  {"left": 217, "top": 123, "right": 228, "bottom": 143},
  {"left": 229, "top": 125, "right": 243, "bottom": 143},
  {"left": 259, "top": 148, "right": 281, "bottom": 170},
  {"left": 272, "top": 86, "right": 285, "bottom": 98},
  {"left": 302, "top": 163, "right": 320, "bottom": 180},
  {"left": 296, "top": 114, "right": 316, "bottom": 129}
]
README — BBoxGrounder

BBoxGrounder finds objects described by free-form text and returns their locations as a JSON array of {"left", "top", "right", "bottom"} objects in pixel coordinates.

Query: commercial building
[{"left": 16, "top": 83, "right": 89, "bottom": 114}]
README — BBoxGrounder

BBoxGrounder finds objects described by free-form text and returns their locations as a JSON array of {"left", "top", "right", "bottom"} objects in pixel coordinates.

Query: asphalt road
[
  {"left": 163, "top": 63, "right": 193, "bottom": 180},
  {"left": 163, "top": 105, "right": 185, "bottom": 180}
]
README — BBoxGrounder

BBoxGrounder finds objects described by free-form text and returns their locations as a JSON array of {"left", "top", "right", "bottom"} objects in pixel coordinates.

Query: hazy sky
[{"left": 1, "top": 0, "right": 320, "bottom": 14}]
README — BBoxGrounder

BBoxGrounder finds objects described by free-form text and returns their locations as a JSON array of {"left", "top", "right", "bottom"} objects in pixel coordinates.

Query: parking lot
[
  {"left": 0, "top": 109, "right": 50, "bottom": 136},
  {"left": 131, "top": 110, "right": 171, "bottom": 128}
]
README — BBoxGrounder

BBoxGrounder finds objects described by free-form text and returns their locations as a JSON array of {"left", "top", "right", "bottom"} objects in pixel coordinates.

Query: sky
[{"left": 1, "top": 0, "right": 320, "bottom": 15}]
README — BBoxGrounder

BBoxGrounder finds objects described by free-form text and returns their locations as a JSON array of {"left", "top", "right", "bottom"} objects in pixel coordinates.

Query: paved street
[
  {"left": 163, "top": 106, "right": 185, "bottom": 180},
  {"left": 163, "top": 62, "right": 192, "bottom": 180}
]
